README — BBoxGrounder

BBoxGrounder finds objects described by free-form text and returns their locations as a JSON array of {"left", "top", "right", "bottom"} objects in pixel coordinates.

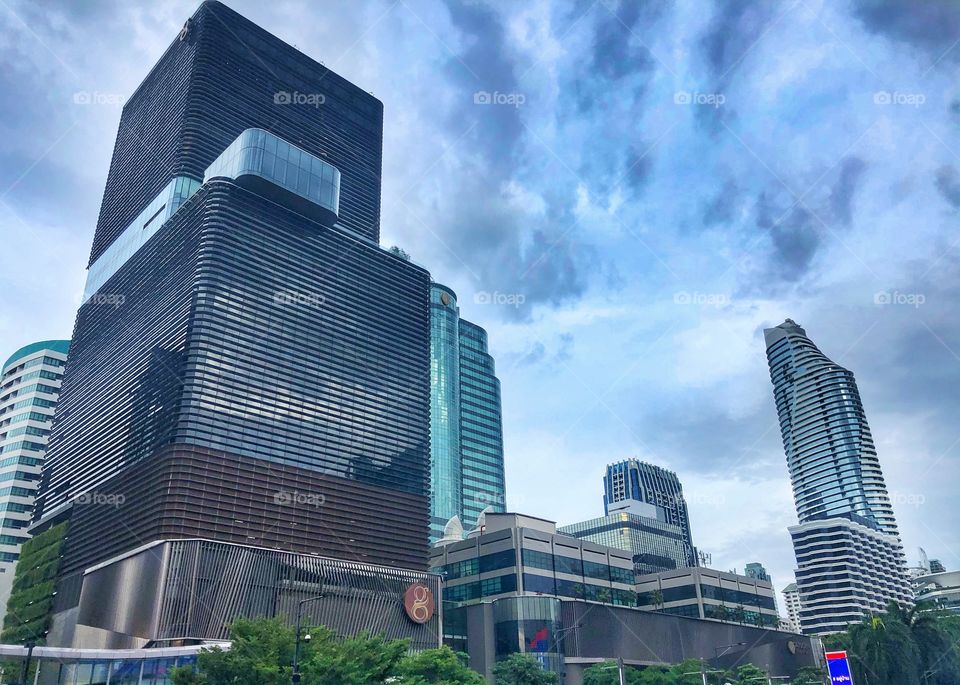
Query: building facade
[
  {"left": 0, "top": 340, "right": 69, "bottom": 622},
  {"left": 432, "top": 514, "right": 820, "bottom": 685},
  {"left": 603, "top": 460, "right": 696, "bottom": 566},
  {"left": 30, "top": 0, "right": 435, "bottom": 648},
  {"left": 744, "top": 562, "right": 771, "bottom": 582},
  {"left": 782, "top": 582, "right": 801, "bottom": 633},
  {"left": 635, "top": 567, "right": 780, "bottom": 628},
  {"left": 912, "top": 569, "right": 960, "bottom": 614},
  {"left": 559, "top": 511, "right": 691, "bottom": 576},
  {"left": 428, "top": 283, "right": 506, "bottom": 542},
  {"left": 764, "top": 319, "right": 911, "bottom": 635}
]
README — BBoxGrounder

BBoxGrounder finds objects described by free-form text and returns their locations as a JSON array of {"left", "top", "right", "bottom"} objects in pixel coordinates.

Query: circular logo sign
[
  {"left": 440, "top": 291, "right": 451, "bottom": 306},
  {"left": 403, "top": 583, "right": 435, "bottom": 624}
]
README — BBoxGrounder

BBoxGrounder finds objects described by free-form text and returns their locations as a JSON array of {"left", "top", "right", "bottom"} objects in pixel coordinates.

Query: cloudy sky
[{"left": 2, "top": 0, "right": 959, "bottom": 594}]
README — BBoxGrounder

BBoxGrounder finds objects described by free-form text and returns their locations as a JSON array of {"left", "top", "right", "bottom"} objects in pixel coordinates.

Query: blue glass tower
[
  {"left": 764, "top": 319, "right": 911, "bottom": 634},
  {"left": 430, "top": 284, "right": 463, "bottom": 539},
  {"left": 429, "top": 284, "right": 506, "bottom": 542}
]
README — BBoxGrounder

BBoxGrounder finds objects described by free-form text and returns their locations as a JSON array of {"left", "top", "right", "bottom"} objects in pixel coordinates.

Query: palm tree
[
  {"left": 650, "top": 589, "right": 664, "bottom": 612},
  {"left": 848, "top": 608, "right": 921, "bottom": 685},
  {"left": 888, "top": 601, "right": 960, "bottom": 685}
]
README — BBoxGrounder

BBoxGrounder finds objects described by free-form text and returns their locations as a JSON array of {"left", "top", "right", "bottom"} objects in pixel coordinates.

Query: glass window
[
  {"left": 554, "top": 555, "right": 582, "bottom": 576},
  {"left": 521, "top": 548, "right": 553, "bottom": 572},
  {"left": 523, "top": 573, "right": 556, "bottom": 595},
  {"left": 583, "top": 560, "right": 610, "bottom": 581},
  {"left": 479, "top": 549, "right": 516, "bottom": 573}
]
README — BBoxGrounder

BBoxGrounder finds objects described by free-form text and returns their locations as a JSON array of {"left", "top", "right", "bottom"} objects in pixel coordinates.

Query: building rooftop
[{"left": 3, "top": 339, "right": 69, "bottom": 372}]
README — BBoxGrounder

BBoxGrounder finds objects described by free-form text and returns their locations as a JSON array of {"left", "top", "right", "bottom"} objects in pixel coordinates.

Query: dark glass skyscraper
[
  {"left": 32, "top": 0, "right": 435, "bottom": 647},
  {"left": 429, "top": 284, "right": 506, "bottom": 542},
  {"left": 602, "top": 459, "right": 696, "bottom": 566},
  {"left": 764, "top": 319, "right": 910, "bottom": 634}
]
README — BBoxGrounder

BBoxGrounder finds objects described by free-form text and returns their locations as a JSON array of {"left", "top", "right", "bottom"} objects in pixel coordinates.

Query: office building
[
  {"left": 930, "top": 559, "right": 946, "bottom": 574},
  {"left": 431, "top": 513, "right": 820, "bottom": 685},
  {"left": 912, "top": 568, "right": 960, "bottom": 614},
  {"left": 764, "top": 319, "right": 911, "bottom": 634},
  {"left": 782, "top": 582, "right": 801, "bottom": 633},
  {"left": 744, "top": 562, "right": 771, "bottom": 582},
  {"left": 0, "top": 341, "right": 69, "bottom": 623},
  {"left": 635, "top": 567, "right": 780, "bottom": 627},
  {"left": 429, "top": 283, "right": 506, "bottom": 542},
  {"left": 603, "top": 459, "right": 696, "bottom": 566},
  {"left": 29, "top": 0, "right": 437, "bottom": 648},
  {"left": 559, "top": 511, "right": 691, "bottom": 576}
]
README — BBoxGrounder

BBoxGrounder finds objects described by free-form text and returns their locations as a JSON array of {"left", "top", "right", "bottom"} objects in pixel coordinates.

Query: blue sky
[{"left": 1, "top": 0, "right": 959, "bottom": 594}]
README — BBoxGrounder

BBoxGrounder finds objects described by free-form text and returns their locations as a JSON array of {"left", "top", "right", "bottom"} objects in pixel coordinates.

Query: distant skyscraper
[
  {"left": 429, "top": 283, "right": 506, "bottom": 542},
  {"left": 30, "top": 1, "right": 439, "bottom": 648},
  {"left": 603, "top": 459, "right": 696, "bottom": 566},
  {"left": 764, "top": 319, "right": 911, "bottom": 634},
  {"left": 930, "top": 559, "right": 946, "bottom": 574},
  {"left": 782, "top": 583, "right": 801, "bottom": 633},
  {"left": 0, "top": 341, "right": 68, "bottom": 622},
  {"left": 744, "top": 562, "right": 771, "bottom": 582}
]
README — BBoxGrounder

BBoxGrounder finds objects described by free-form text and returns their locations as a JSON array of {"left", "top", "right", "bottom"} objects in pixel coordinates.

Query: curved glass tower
[
  {"left": 429, "top": 284, "right": 506, "bottom": 543},
  {"left": 765, "top": 320, "right": 895, "bottom": 532},
  {"left": 764, "top": 319, "right": 910, "bottom": 634},
  {"left": 430, "top": 284, "right": 463, "bottom": 539}
]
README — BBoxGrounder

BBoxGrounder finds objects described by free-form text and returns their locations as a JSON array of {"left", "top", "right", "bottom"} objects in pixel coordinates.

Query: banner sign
[{"left": 825, "top": 650, "right": 854, "bottom": 684}]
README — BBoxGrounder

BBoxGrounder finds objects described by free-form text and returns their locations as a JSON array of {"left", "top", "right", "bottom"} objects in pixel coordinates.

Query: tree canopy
[{"left": 170, "top": 618, "right": 484, "bottom": 685}]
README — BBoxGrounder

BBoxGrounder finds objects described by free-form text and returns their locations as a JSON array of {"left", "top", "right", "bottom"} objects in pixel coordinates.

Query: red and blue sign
[
  {"left": 528, "top": 626, "right": 549, "bottom": 652},
  {"left": 825, "top": 651, "right": 854, "bottom": 684}
]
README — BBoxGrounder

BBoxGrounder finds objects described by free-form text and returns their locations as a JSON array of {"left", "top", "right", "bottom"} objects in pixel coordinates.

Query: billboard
[{"left": 825, "top": 650, "right": 855, "bottom": 685}]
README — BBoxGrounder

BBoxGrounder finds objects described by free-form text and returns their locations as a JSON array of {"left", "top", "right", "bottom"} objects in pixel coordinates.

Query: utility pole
[{"left": 617, "top": 655, "right": 626, "bottom": 685}]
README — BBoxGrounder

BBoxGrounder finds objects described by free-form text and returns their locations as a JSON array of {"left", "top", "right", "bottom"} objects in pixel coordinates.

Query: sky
[{"left": 1, "top": 0, "right": 959, "bottom": 596}]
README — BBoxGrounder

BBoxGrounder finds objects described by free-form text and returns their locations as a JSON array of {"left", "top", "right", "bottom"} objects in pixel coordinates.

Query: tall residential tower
[
  {"left": 29, "top": 1, "right": 439, "bottom": 649},
  {"left": 429, "top": 283, "right": 506, "bottom": 542},
  {"left": 764, "top": 319, "right": 911, "bottom": 635},
  {"left": 0, "top": 341, "right": 68, "bottom": 622}
]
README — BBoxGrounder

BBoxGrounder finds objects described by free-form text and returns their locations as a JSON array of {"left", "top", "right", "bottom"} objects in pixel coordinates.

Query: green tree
[
  {"left": 844, "top": 609, "right": 921, "bottom": 685},
  {"left": 730, "top": 663, "right": 766, "bottom": 683},
  {"left": 172, "top": 617, "right": 296, "bottom": 685},
  {"left": 394, "top": 646, "right": 485, "bottom": 685},
  {"left": 793, "top": 666, "right": 827, "bottom": 684},
  {"left": 650, "top": 590, "right": 664, "bottom": 611},
  {"left": 303, "top": 628, "right": 408, "bottom": 685},
  {"left": 492, "top": 653, "right": 559, "bottom": 685},
  {"left": 582, "top": 660, "right": 645, "bottom": 685}
]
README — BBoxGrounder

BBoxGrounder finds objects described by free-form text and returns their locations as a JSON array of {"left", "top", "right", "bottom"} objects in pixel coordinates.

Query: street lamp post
[
  {"left": 682, "top": 659, "right": 724, "bottom": 685},
  {"left": 713, "top": 641, "right": 747, "bottom": 665},
  {"left": 17, "top": 642, "right": 35, "bottom": 685},
  {"left": 291, "top": 591, "right": 326, "bottom": 684}
]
